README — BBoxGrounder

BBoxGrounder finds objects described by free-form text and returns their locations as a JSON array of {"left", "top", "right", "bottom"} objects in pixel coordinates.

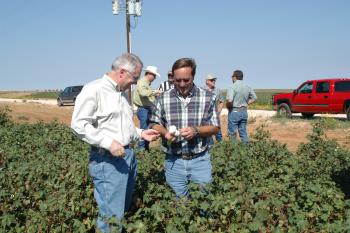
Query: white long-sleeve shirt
[{"left": 71, "top": 74, "right": 142, "bottom": 149}]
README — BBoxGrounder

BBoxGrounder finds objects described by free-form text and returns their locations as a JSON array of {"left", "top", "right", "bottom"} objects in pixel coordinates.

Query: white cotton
[{"left": 169, "top": 125, "right": 180, "bottom": 137}]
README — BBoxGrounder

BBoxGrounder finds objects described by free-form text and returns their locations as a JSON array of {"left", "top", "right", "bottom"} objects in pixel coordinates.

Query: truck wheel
[
  {"left": 301, "top": 113, "right": 314, "bottom": 119},
  {"left": 347, "top": 107, "right": 350, "bottom": 121},
  {"left": 57, "top": 98, "right": 63, "bottom": 106},
  {"left": 277, "top": 103, "right": 292, "bottom": 118}
]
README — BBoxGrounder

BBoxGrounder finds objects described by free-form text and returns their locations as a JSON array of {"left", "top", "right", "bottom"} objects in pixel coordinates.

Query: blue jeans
[
  {"left": 228, "top": 109, "right": 249, "bottom": 143},
  {"left": 89, "top": 148, "right": 137, "bottom": 232},
  {"left": 136, "top": 106, "right": 150, "bottom": 150},
  {"left": 215, "top": 130, "right": 222, "bottom": 142},
  {"left": 164, "top": 151, "right": 212, "bottom": 197}
]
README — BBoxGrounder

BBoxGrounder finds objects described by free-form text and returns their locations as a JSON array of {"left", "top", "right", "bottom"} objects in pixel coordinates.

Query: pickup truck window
[
  {"left": 298, "top": 82, "right": 313, "bottom": 94},
  {"left": 63, "top": 87, "right": 70, "bottom": 93},
  {"left": 335, "top": 81, "right": 350, "bottom": 92},
  {"left": 316, "top": 81, "right": 330, "bottom": 93},
  {"left": 72, "top": 86, "right": 83, "bottom": 93}
]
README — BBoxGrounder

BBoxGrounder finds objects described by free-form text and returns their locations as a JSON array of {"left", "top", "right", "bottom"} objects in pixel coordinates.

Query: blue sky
[{"left": 1, "top": 0, "right": 349, "bottom": 91}]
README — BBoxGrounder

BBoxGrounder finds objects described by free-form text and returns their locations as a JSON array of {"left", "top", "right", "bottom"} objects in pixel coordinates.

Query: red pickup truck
[{"left": 272, "top": 78, "right": 350, "bottom": 120}]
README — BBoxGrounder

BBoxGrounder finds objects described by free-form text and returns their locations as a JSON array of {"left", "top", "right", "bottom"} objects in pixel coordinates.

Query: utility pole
[{"left": 112, "top": 0, "right": 142, "bottom": 103}]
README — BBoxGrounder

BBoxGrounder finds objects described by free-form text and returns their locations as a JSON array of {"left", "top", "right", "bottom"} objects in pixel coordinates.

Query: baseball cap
[{"left": 206, "top": 74, "right": 217, "bottom": 80}]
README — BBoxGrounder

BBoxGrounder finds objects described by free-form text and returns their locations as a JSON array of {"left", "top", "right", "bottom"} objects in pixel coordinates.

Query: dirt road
[{"left": 0, "top": 99, "right": 349, "bottom": 152}]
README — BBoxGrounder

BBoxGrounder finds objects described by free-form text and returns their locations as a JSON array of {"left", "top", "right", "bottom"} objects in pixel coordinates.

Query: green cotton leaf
[
  {"left": 254, "top": 209, "right": 270, "bottom": 222},
  {"left": 249, "top": 220, "right": 262, "bottom": 231},
  {"left": 200, "top": 201, "right": 210, "bottom": 211},
  {"left": 2, "top": 214, "right": 16, "bottom": 226}
]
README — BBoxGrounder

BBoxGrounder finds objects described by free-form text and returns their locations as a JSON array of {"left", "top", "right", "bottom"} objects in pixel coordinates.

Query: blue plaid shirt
[{"left": 150, "top": 84, "right": 220, "bottom": 155}]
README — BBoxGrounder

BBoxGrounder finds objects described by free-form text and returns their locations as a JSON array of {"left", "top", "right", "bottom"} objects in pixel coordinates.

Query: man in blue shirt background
[{"left": 226, "top": 70, "right": 257, "bottom": 143}]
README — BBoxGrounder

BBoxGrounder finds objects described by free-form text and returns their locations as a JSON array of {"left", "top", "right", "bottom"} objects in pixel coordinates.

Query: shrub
[{"left": 1, "top": 118, "right": 349, "bottom": 232}]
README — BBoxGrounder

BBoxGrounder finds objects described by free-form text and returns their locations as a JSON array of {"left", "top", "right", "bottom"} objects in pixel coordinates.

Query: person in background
[
  {"left": 204, "top": 74, "right": 224, "bottom": 143},
  {"left": 226, "top": 70, "right": 257, "bottom": 143},
  {"left": 133, "top": 65, "right": 161, "bottom": 151},
  {"left": 71, "top": 53, "right": 160, "bottom": 232},
  {"left": 149, "top": 58, "right": 220, "bottom": 198},
  {"left": 158, "top": 70, "right": 174, "bottom": 93}
]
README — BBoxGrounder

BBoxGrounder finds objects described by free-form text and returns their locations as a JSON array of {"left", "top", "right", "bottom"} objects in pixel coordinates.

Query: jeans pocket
[
  {"left": 164, "top": 157, "right": 176, "bottom": 171},
  {"left": 198, "top": 152, "right": 210, "bottom": 162},
  {"left": 89, "top": 161, "right": 103, "bottom": 178}
]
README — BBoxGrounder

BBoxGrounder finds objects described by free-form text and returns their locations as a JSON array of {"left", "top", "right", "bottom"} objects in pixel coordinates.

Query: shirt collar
[
  {"left": 142, "top": 76, "right": 151, "bottom": 84},
  {"left": 173, "top": 84, "right": 197, "bottom": 98},
  {"left": 103, "top": 74, "right": 122, "bottom": 91}
]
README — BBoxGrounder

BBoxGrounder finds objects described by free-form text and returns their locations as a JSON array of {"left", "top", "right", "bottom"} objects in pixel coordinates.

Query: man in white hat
[{"left": 133, "top": 65, "right": 161, "bottom": 150}]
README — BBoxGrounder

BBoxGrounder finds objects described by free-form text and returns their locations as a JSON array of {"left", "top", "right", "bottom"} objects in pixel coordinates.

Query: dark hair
[
  {"left": 233, "top": 70, "right": 243, "bottom": 80},
  {"left": 172, "top": 58, "right": 196, "bottom": 77}
]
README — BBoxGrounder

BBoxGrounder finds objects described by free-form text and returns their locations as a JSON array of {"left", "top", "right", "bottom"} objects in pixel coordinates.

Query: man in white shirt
[{"left": 71, "top": 53, "right": 159, "bottom": 232}]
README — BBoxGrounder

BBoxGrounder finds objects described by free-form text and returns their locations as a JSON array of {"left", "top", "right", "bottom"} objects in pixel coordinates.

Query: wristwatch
[{"left": 193, "top": 127, "right": 199, "bottom": 137}]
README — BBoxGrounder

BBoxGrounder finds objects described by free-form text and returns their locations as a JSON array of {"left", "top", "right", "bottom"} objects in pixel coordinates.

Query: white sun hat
[{"left": 144, "top": 65, "right": 160, "bottom": 77}]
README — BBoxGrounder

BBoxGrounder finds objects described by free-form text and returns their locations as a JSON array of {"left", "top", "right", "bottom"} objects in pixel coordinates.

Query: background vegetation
[
  {"left": 1, "top": 106, "right": 350, "bottom": 232},
  {"left": 0, "top": 89, "right": 291, "bottom": 110},
  {"left": 0, "top": 91, "right": 60, "bottom": 100},
  {"left": 219, "top": 89, "right": 292, "bottom": 110}
]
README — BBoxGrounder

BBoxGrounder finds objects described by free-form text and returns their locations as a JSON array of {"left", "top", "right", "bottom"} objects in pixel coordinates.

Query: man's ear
[{"left": 119, "top": 69, "right": 127, "bottom": 79}]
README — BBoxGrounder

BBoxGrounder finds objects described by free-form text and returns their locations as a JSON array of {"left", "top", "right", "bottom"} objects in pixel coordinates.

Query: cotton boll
[
  {"left": 169, "top": 125, "right": 177, "bottom": 134},
  {"left": 169, "top": 125, "right": 180, "bottom": 137},
  {"left": 174, "top": 130, "right": 180, "bottom": 137}
]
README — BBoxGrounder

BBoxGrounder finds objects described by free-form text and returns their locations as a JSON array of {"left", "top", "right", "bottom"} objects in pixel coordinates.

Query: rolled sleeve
[
  {"left": 138, "top": 82, "right": 155, "bottom": 97},
  {"left": 226, "top": 88, "right": 234, "bottom": 102},
  {"left": 208, "top": 98, "right": 220, "bottom": 127},
  {"left": 250, "top": 88, "right": 257, "bottom": 101},
  {"left": 149, "top": 99, "right": 163, "bottom": 127}
]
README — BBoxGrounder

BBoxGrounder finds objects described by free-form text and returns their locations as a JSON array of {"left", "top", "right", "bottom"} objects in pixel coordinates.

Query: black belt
[
  {"left": 178, "top": 150, "right": 206, "bottom": 160},
  {"left": 136, "top": 105, "right": 152, "bottom": 110}
]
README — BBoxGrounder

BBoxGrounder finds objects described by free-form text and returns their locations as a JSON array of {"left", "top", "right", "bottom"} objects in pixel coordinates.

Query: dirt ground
[{"left": 1, "top": 102, "right": 349, "bottom": 152}]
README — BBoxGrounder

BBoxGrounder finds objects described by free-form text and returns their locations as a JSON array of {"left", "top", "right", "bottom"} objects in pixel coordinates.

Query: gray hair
[{"left": 111, "top": 53, "right": 143, "bottom": 73}]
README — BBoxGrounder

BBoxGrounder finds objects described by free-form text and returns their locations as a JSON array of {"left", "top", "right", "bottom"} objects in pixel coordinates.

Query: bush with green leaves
[{"left": 1, "top": 107, "right": 350, "bottom": 232}]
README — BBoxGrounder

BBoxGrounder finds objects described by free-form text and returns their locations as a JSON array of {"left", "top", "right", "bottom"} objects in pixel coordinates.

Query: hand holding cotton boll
[{"left": 166, "top": 125, "right": 180, "bottom": 145}]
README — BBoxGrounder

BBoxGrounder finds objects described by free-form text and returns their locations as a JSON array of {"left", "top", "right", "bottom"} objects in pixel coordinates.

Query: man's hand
[
  {"left": 179, "top": 127, "right": 198, "bottom": 140},
  {"left": 153, "top": 90, "right": 161, "bottom": 97},
  {"left": 109, "top": 140, "right": 125, "bottom": 157},
  {"left": 165, "top": 132, "right": 176, "bottom": 142},
  {"left": 141, "top": 129, "right": 160, "bottom": 142},
  {"left": 226, "top": 101, "right": 233, "bottom": 112}
]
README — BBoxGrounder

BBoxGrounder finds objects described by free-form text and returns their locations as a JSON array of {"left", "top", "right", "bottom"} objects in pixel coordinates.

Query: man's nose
[{"left": 179, "top": 82, "right": 187, "bottom": 88}]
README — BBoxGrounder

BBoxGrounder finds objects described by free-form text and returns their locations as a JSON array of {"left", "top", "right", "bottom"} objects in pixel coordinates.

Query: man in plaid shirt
[{"left": 149, "top": 58, "right": 220, "bottom": 197}]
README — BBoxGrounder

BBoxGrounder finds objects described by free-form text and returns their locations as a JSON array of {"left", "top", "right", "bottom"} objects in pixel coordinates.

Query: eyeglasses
[
  {"left": 174, "top": 77, "right": 192, "bottom": 84},
  {"left": 208, "top": 79, "right": 216, "bottom": 82},
  {"left": 123, "top": 69, "right": 139, "bottom": 80}
]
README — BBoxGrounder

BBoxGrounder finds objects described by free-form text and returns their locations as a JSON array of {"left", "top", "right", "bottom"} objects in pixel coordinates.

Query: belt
[
  {"left": 178, "top": 150, "right": 206, "bottom": 160},
  {"left": 91, "top": 145, "right": 130, "bottom": 155},
  {"left": 232, "top": 106, "right": 247, "bottom": 111},
  {"left": 135, "top": 105, "right": 152, "bottom": 110}
]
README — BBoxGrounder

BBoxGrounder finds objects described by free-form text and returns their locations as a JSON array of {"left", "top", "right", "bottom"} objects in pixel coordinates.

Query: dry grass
[{"left": 0, "top": 91, "right": 33, "bottom": 99}]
